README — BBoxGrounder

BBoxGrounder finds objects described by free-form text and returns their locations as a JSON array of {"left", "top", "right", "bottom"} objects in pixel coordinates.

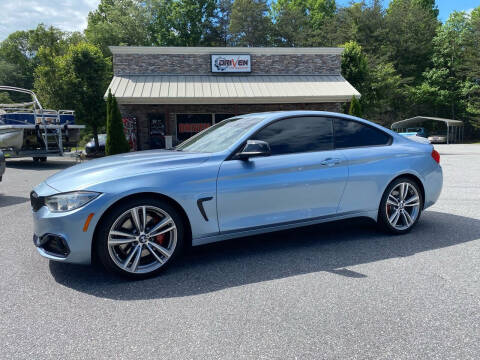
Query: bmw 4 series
[{"left": 31, "top": 111, "right": 443, "bottom": 278}]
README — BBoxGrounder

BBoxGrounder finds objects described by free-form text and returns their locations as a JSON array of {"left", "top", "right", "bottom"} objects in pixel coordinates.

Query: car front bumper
[{"left": 31, "top": 183, "right": 103, "bottom": 265}]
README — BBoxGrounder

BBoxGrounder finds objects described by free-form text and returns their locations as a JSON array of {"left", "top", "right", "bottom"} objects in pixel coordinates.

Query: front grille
[{"left": 30, "top": 191, "right": 45, "bottom": 211}]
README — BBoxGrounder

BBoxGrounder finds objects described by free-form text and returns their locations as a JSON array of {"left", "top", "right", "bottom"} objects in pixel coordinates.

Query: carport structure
[{"left": 391, "top": 116, "right": 464, "bottom": 144}]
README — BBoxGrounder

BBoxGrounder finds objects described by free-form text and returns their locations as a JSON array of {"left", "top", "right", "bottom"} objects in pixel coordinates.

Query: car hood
[{"left": 45, "top": 150, "right": 211, "bottom": 192}]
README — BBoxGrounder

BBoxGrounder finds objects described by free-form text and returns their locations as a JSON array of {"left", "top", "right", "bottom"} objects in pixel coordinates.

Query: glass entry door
[{"left": 149, "top": 113, "right": 165, "bottom": 149}]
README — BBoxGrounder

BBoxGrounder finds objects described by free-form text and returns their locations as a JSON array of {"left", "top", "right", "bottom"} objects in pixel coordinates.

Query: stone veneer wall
[
  {"left": 119, "top": 102, "right": 342, "bottom": 150},
  {"left": 113, "top": 53, "right": 341, "bottom": 76}
]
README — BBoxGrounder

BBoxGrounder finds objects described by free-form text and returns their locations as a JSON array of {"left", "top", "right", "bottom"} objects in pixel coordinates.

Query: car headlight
[{"left": 45, "top": 191, "right": 100, "bottom": 212}]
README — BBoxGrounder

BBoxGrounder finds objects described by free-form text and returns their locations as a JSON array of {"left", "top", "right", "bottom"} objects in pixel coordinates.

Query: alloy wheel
[
  {"left": 385, "top": 182, "right": 421, "bottom": 231},
  {"left": 107, "top": 206, "right": 177, "bottom": 274}
]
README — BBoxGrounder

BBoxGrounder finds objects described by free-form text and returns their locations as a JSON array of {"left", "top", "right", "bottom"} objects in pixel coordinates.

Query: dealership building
[{"left": 107, "top": 46, "right": 360, "bottom": 150}]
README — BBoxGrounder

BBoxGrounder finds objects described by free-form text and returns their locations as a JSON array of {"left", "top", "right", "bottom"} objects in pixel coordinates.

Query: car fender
[{"left": 84, "top": 160, "right": 222, "bottom": 244}]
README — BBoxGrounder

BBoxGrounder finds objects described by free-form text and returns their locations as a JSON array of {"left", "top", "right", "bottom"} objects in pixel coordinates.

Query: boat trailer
[{"left": 0, "top": 86, "right": 85, "bottom": 161}]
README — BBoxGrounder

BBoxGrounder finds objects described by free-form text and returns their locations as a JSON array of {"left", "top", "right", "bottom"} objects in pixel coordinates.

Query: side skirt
[{"left": 192, "top": 210, "right": 378, "bottom": 246}]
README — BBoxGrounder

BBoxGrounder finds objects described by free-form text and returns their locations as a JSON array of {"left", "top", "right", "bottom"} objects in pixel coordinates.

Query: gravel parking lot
[{"left": 1, "top": 144, "right": 479, "bottom": 359}]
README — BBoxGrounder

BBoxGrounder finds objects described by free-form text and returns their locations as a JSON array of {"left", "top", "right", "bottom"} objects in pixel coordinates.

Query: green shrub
[
  {"left": 105, "top": 90, "right": 130, "bottom": 155},
  {"left": 348, "top": 96, "right": 363, "bottom": 117}
]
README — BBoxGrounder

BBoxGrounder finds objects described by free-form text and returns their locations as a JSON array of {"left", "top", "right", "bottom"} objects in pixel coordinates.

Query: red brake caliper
[
  {"left": 151, "top": 214, "right": 167, "bottom": 246},
  {"left": 155, "top": 234, "right": 166, "bottom": 246}
]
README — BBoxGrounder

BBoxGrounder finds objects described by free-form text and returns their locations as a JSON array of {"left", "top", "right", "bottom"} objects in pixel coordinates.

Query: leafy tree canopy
[
  {"left": 230, "top": 0, "right": 271, "bottom": 46},
  {"left": 34, "top": 42, "right": 111, "bottom": 147}
]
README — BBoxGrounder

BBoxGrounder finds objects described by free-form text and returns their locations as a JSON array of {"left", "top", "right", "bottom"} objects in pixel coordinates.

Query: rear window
[{"left": 334, "top": 118, "right": 390, "bottom": 148}]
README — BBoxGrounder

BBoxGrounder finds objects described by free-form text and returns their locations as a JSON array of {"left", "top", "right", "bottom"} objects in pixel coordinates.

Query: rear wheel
[
  {"left": 95, "top": 198, "right": 184, "bottom": 278},
  {"left": 378, "top": 178, "right": 423, "bottom": 234}
]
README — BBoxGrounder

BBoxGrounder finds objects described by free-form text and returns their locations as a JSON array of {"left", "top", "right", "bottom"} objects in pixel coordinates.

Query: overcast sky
[{"left": 0, "top": 0, "right": 477, "bottom": 41}]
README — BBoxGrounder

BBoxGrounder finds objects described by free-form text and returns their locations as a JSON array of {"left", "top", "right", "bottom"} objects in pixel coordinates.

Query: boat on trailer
[{"left": 0, "top": 86, "right": 84, "bottom": 161}]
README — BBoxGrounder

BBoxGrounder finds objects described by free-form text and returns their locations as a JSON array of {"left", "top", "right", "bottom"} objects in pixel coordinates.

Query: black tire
[
  {"left": 95, "top": 197, "right": 185, "bottom": 279},
  {"left": 378, "top": 177, "right": 423, "bottom": 234}
]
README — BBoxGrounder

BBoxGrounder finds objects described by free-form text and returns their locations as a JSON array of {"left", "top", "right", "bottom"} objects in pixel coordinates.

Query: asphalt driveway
[{"left": 1, "top": 144, "right": 479, "bottom": 359}]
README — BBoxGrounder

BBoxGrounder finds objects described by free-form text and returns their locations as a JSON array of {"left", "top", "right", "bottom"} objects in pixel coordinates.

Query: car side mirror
[{"left": 237, "top": 140, "right": 271, "bottom": 160}]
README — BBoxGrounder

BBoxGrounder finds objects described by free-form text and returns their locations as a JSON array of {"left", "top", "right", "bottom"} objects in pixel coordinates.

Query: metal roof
[
  {"left": 391, "top": 116, "right": 464, "bottom": 128},
  {"left": 106, "top": 74, "right": 360, "bottom": 104}
]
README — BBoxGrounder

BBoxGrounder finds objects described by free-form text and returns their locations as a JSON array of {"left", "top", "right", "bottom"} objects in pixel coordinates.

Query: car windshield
[
  {"left": 175, "top": 116, "right": 264, "bottom": 153},
  {"left": 91, "top": 134, "right": 106, "bottom": 142}
]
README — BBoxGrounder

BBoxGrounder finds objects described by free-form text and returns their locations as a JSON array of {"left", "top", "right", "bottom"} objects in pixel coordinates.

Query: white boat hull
[{"left": 0, "top": 127, "right": 24, "bottom": 149}]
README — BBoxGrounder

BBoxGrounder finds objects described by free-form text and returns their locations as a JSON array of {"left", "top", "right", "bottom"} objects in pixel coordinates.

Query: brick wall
[
  {"left": 115, "top": 48, "right": 346, "bottom": 150},
  {"left": 113, "top": 53, "right": 341, "bottom": 76},
  {"left": 119, "top": 103, "right": 342, "bottom": 150}
]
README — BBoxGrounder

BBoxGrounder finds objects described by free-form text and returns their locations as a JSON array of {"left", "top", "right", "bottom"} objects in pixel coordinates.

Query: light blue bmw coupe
[{"left": 31, "top": 111, "right": 443, "bottom": 278}]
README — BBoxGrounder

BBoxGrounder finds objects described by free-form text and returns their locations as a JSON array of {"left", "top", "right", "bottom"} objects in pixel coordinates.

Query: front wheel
[
  {"left": 95, "top": 198, "right": 184, "bottom": 278},
  {"left": 378, "top": 178, "right": 423, "bottom": 234}
]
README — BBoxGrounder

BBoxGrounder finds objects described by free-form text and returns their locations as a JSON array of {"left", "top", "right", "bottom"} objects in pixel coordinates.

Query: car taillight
[{"left": 431, "top": 149, "right": 440, "bottom": 163}]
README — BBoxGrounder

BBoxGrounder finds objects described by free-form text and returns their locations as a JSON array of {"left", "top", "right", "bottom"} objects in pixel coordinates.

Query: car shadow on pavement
[
  {"left": 6, "top": 159, "right": 77, "bottom": 171},
  {"left": 49, "top": 210, "right": 480, "bottom": 300},
  {"left": 0, "top": 194, "right": 29, "bottom": 207}
]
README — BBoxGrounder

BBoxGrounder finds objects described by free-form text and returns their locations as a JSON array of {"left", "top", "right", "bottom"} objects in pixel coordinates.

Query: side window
[
  {"left": 251, "top": 117, "right": 333, "bottom": 155},
  {"left": 334, "top": 118, "right": 390, "bottom": 148}
]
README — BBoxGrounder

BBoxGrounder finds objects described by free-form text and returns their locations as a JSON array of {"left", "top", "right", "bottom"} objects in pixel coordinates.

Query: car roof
[
  {"left": 243, "top": 110, "right": 373, "bottom": 123},
  {"left": 241, "top": 111, "right": 398, "bottom": 137}
]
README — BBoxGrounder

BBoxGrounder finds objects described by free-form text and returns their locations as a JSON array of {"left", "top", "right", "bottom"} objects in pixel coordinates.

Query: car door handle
[{"left": 320, "top": 158, "right": 342, "bottom": 166}]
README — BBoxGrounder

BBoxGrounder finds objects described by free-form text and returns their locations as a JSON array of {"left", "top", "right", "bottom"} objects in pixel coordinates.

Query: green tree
[
  {"left": 34, "top": 42, "right": 111, "bottom": 150},
  {"left": 461, "top": 7, "right": 480, "bottom": 132},
  {"left": 340, "top": 41, "right": 372, "bottom": 114},
  {"left": 308, "top": 0, "right": 336, "bottom": 31},
  {"left": 93, "top": 0, "right": 219, "bottom": 47},
  {"left": 0, "top": 60, "right": 24, "bottom": 89},
  {"left": 461, "top": 80, "right": 480, "bottom": 133},
  {"left": 367, "top": 62, "right": 407, "bottom": 125},
  {"left": 0, "top": 92, "right": 13, "bottom": 104},
  {"left": 0, "top": 24, "right": 66, "bottom": 100},
  {"left": 322, "top": 1, "right": 385, "bottom": 54},
  {"left": 148, "top": 0, "right": 218, "bottom": 46},
  {"left": 270, "top": 0, "right": 311, "bottom": 46},
  {"left": 341, "top": 41, "right": 369, "bottom": 92},
  {"left": 229, "top": 0, "right": 272, "bottom": 46},
  {"left": 271, "top": 0, "right": 336, "bottom": 46},
  {"left": 85, "top": 0, "right": 150, "bottom": 54},
  {"left": 384, "top": 0, "right": 439, "bottom": 82},
  {"left": 33, "top": 46, "right": 64, "bottom": 109},
  {"left": 413, "top": 0, "right": 439, "bottom": 17},
  {"left": 145, "top": 0, "right": 175, "bottom": 45},
  {"left": 415, "top": 11, "right": 471, "bottom": 120},
  {"left": 169, "top": 0, "right": 218, "bottom": 46},
  {"left": 212, "top": 0, "right": 234, "bottom": 46},
  {"left": 0, "top": 30, "right": 36, "bottom": 93},
  {"left": 348, "top": 96, "right": 362, "bottom": 117},
  {"left": 106, "top": 90, "right": 130, "bottom": 155},
  {"left": 464, "top": 7, "right": 480, "bottom": 78}
]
